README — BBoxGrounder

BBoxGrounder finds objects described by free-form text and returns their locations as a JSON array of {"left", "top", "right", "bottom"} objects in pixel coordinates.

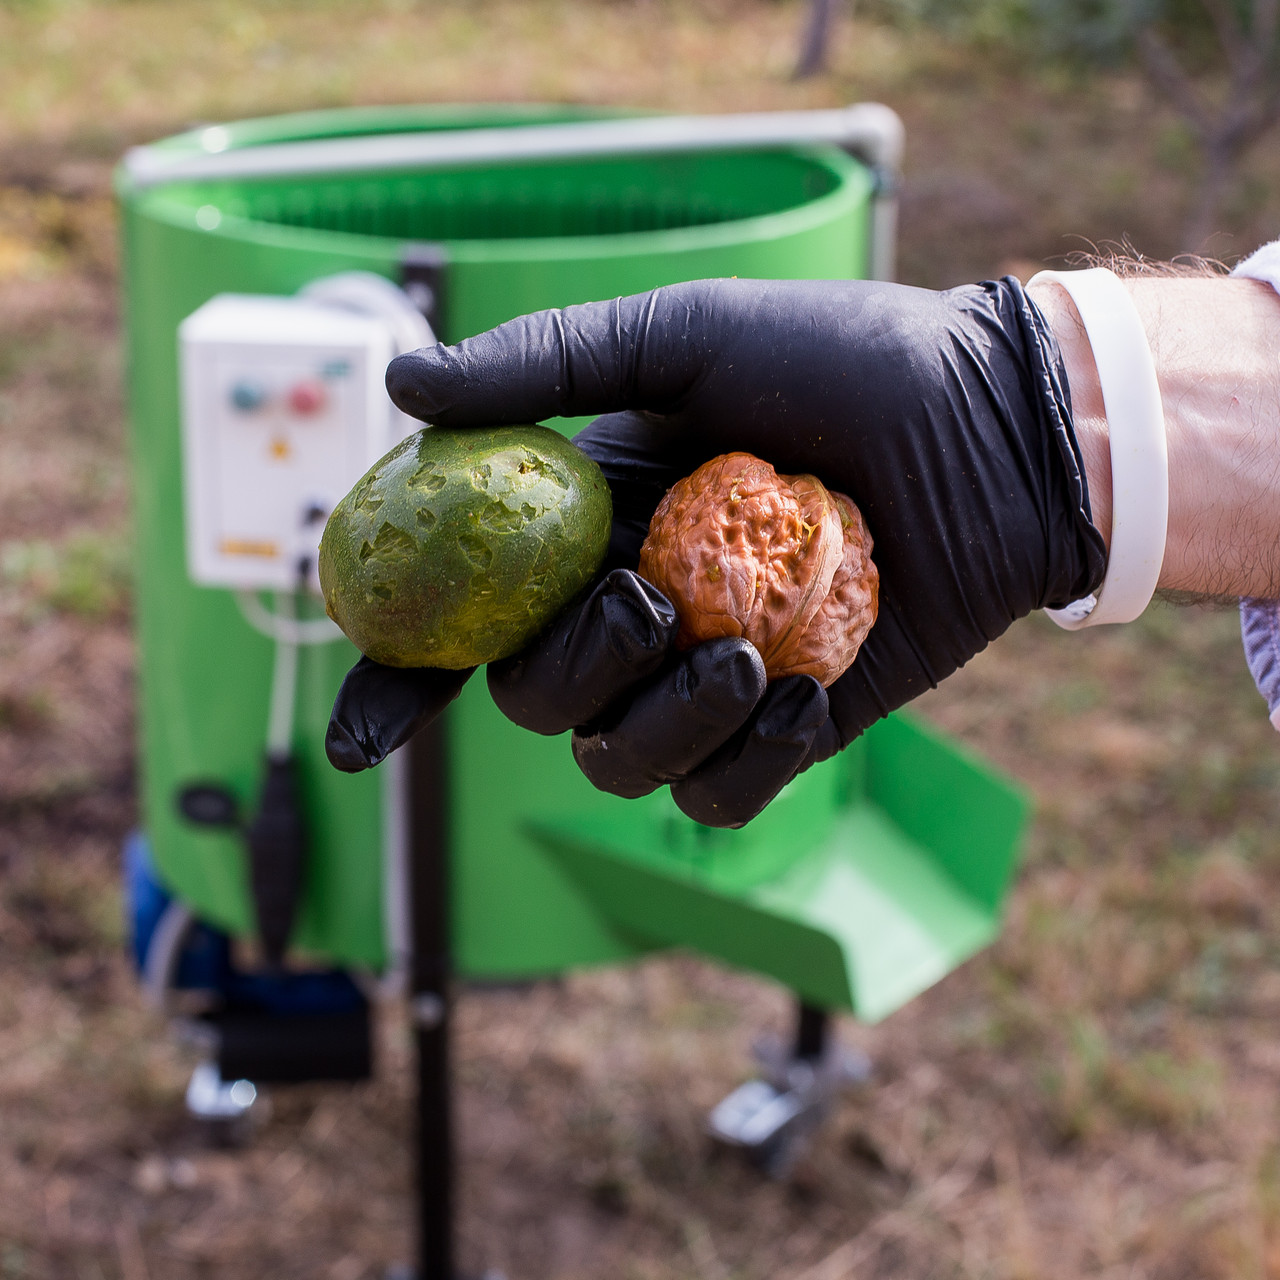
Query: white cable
[
  {"left": 234, "top": 274, "right": 431, "bottom": 987},
  {"left": 1032, "top": 268, "right": 1168, "bottom": 629},
  {"left": 141, "top": 899, "right": 196, "bottom": 1011},
  {"left": 294, "top": 275, "right": 429, "bottom": 995},
  {"left": 266, "top": 590, "right": 300, "bottom": 755},
  {"left": 235, "top": 589, "right": 344, "bottom": 645},
  {"left": 300, "top": 271, "right": 435, "bottom": 356}
]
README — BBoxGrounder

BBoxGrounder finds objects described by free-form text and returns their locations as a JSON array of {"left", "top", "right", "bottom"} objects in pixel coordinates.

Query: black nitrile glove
[
  {"left": 325, "top": 656, "right": 471, "bottom": 772},
  {"left": 327, "top": 277, "right": 1106, "bottom": 827}
]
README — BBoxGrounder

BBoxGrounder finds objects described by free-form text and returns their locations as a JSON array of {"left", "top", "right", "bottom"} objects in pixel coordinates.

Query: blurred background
[{"left": 4, "top": 1, "right": 1280, "bottom": 1277}]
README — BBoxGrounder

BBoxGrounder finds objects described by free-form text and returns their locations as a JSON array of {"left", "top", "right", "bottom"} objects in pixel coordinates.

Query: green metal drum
[{"left": 117, "top": 104, "right": 1025, "bottom": 1020}]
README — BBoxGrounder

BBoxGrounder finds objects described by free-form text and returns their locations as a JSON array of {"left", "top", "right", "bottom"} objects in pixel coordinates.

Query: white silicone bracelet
[{"left": 1031, "top": 268, "right": 1168, "bottom": 629}]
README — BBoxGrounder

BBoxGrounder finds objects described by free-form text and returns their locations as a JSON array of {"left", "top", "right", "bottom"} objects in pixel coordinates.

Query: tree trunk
[
  {"left": 794, "top": 0, "right": 839, "bottom": 80},
  {"left": 1183, "top": 133, "right": 1235, "bottom": 253}
]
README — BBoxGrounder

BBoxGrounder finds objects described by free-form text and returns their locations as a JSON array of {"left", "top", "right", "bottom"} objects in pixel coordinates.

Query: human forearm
[{"left": 1029, "top": 275, "right": 1280, "bottom": 599}]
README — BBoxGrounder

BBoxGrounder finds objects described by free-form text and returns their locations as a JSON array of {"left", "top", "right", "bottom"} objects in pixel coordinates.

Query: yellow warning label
[{"left": 219, "top": 538, "right": 279, "bottom": 559}]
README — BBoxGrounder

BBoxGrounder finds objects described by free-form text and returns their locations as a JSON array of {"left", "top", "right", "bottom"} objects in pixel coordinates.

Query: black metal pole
[
  {"left": 407, "top": 718, "right": 454, "bottom": 1280},
  {"left": 794, "top": 1001, "right": 828, "bottom": 1062}
]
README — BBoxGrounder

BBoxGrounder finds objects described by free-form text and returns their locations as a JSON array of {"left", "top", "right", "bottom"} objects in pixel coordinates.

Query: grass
[
  {"left": 4, "top": 0, "right": 1280, "bottom": 283},
  {"left": 3, "top": 1, "right": 1280, "bottom": 1277},
  {"left": 1, "top": 530, "right": 132, "bottom": 620}
]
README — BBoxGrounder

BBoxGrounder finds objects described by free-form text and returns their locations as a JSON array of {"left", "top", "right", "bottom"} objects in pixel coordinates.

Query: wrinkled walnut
[{"left": 637, "top": 453, "right": 878, "bottom": 687}]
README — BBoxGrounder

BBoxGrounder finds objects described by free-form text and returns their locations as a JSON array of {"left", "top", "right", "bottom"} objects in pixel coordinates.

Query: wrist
[
  {"left": 1031, "top": 274, "right": 1280, "bottom": 600},
  {"left": 1030, "top": 268, "right": 1166, "bottom": 628}
]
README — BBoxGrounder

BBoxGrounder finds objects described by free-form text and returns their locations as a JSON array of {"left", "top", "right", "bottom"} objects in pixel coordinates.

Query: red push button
[{"left": 287, "top": 380, "right": 327, "bottom": 416}]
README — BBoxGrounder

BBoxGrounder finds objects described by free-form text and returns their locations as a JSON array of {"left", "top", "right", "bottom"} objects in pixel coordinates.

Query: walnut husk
[{"left": 637, "top": 453, "right": 878, "bottom": 688}]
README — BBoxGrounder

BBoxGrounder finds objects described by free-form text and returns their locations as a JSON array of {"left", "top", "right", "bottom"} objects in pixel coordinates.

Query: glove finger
[
  {"left": 326, "top": 656, "right": 473, "bottom": 772},
  {"left": 571, "top": 411, "right": 715, "bottom": 569},
  {"left": 570, "top": 638, "right": 767, "bottom": 799},
  {"left": 487, "top": 568, "right": 678, "bottom": 734},
  {"left": 385, "top": 286, "right": 708, "bottom": 426},
  {"left": 672, "top": 674, "right": 829, "bottom": 828},
  {"left": 798, "top": 715, "right": 845, "bottom": 774}
]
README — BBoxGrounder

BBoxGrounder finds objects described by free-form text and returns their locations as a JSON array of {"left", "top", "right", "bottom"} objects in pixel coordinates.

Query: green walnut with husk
[{"left": 319, "top": 424, "right": 612, "bottom": 669}]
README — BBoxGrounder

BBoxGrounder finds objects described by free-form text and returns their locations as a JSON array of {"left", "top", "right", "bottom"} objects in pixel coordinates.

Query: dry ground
[{"left": 3, "top": 2, "right": 1280, "bottom": 1277}]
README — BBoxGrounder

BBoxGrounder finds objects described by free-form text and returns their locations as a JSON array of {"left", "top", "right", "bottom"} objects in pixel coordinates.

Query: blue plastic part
[
  {"left": 124, "top": 828, "right": 171, "bottom": 973},
  {"left": 124, "top": 829, "right": 367, "bottom": 1015},
  {"left": 124, "top": 829, "right": 234, "bottom": 990}
]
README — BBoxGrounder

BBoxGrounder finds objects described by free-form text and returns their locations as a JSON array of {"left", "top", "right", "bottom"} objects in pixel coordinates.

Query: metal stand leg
[
  {"left": 794, "top": 1002, "right": 828, "bottom": 1061},
  {"left": 407, "top": 721, "right": 455, "bottom": 1280},
  {"left": 397, "top": 721, "right": 507, "bottom": 1280}
]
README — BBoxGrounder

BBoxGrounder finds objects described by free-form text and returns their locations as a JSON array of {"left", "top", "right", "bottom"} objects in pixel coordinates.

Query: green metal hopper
[{"left": 117, "top": 103, "right": 1027, "bottom": 1026}]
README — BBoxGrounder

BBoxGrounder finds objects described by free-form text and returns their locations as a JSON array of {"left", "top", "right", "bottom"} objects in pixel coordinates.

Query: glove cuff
[{"left": 1011, "top": 276, "right": 1110, "bottom": 611}]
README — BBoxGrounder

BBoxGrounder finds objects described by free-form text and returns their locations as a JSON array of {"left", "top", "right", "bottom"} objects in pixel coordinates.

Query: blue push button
[{"left": 230, "top": 379, "right": 268, "bottom": 412}]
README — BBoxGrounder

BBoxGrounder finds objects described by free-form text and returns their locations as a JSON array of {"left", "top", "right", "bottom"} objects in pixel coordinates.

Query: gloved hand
[{"left": 327, "top": 277, "right": 1106, "bottom": 826}]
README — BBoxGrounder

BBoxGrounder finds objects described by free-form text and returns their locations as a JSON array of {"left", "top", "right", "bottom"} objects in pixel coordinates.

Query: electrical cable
[
  {"left": 141, "top": 899, "right": 196, "bottom": 1011},
  {"left": 228, "top": 272, "right": 434, "bottom": 989},
  {"left": 235, "top": 590, "right": 344, "bottom": 645},
  {"left": 295, "top": 272, "right": 437, "bottom": 998},
  {"left": 300, "top": 271, "right": 435, "bottom": 358},
  {"left": 266, "top": 589, "right": 301, "bottom": 755}
]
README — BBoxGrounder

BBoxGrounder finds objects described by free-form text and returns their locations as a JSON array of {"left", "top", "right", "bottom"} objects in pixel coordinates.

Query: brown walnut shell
[{"left": 637, "top": 453, "right": 878, "bottom": 688}]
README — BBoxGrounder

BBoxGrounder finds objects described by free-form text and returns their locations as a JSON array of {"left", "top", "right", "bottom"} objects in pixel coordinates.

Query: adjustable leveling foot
[{"left": 708, "top": 1002, "right": 870, "bottom": 1177}]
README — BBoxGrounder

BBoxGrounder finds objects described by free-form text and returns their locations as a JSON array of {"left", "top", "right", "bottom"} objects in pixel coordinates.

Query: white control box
[{"left": 179, "top": 294, "right": 418, "bottom": 591}]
